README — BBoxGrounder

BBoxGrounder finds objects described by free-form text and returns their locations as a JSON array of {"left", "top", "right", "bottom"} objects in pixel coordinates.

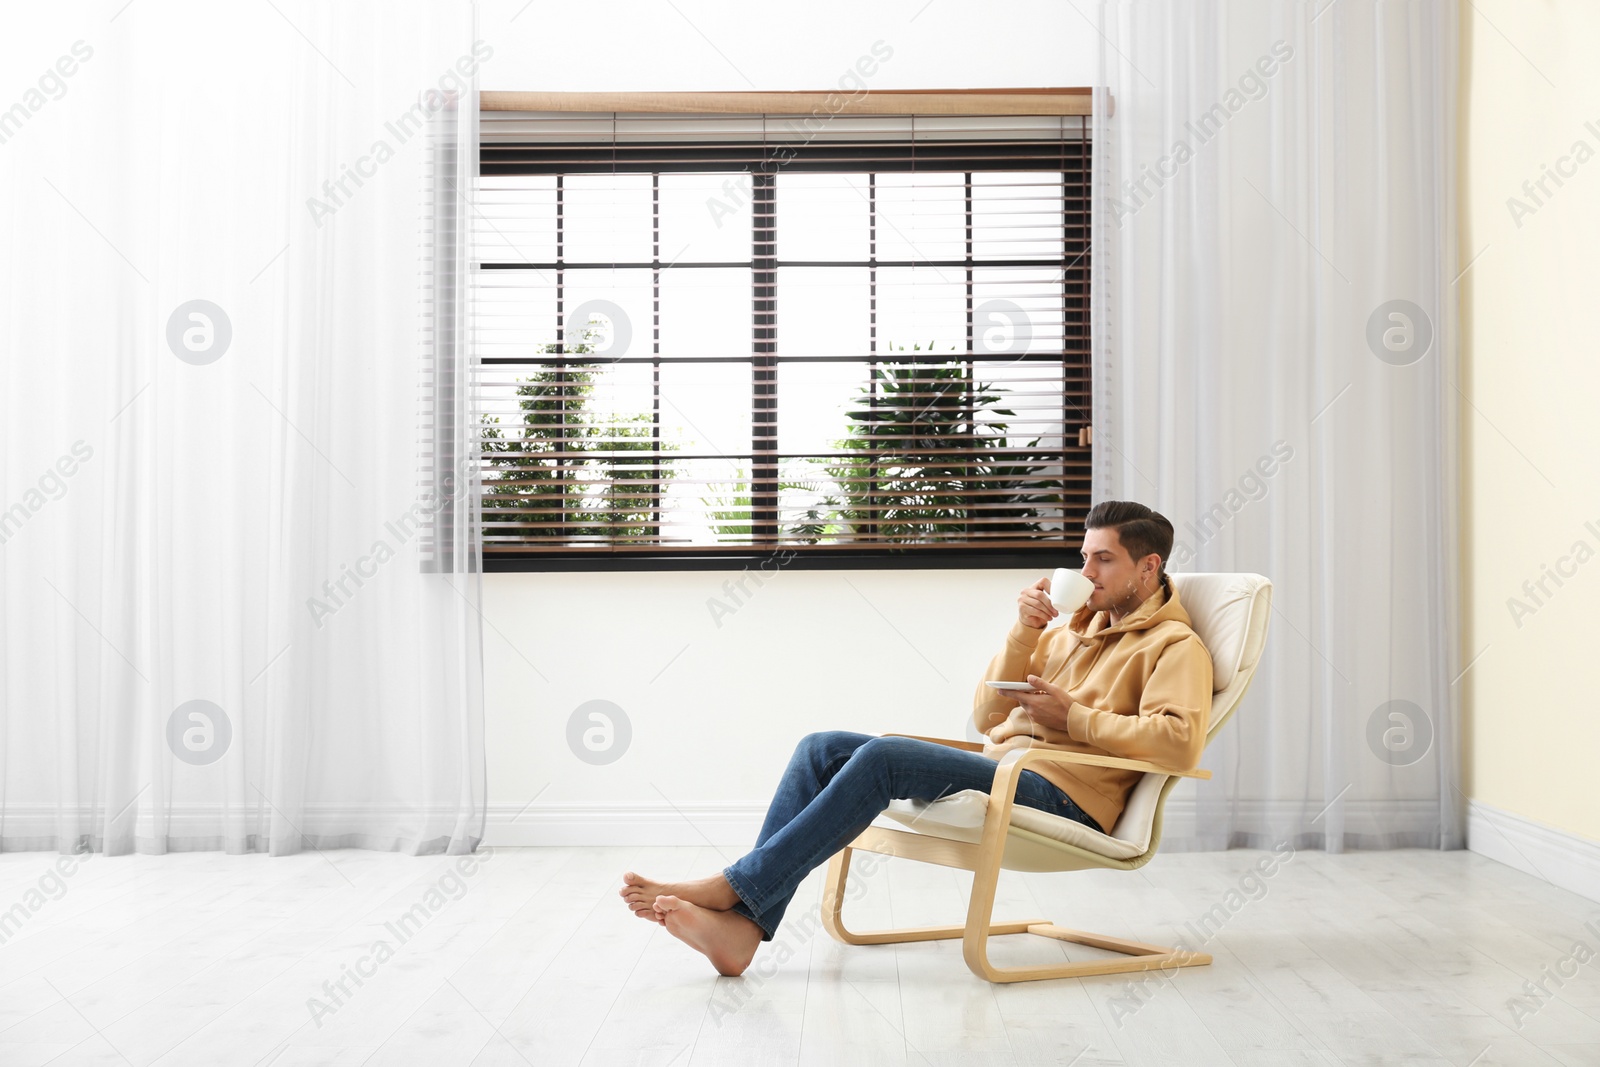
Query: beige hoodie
[{"left": 972, "top": 578, "right": 1214, "bottom": 834}]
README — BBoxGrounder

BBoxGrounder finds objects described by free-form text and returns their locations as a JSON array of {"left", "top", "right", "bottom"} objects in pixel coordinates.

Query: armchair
[{"left": 819, "top": 572, "right": 1273, "bottom": 983}]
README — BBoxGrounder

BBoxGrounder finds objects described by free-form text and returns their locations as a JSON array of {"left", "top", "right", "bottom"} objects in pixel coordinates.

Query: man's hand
[
  {"left": 1002, "top": 674, "right": 1074, "bottom": 735},
  {"left": 1017, "top": 576, "right": 1059, "bottom": 629}
]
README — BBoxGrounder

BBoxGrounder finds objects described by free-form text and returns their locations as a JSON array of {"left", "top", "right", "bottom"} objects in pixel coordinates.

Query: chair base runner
[{"left": 821, "top": 836, "right": 1213, "bottom": 984}]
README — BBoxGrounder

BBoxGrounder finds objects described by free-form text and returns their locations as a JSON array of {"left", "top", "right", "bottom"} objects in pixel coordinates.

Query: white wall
[
  {"left": 476, "top": 0, "right": 1097, "bottom": 94},
  {"left": 474, "top": 0, "right": 1096, "bottom": 842},
  {"left": 484, "top": 567, "right": 1044, "bottom": 841}
]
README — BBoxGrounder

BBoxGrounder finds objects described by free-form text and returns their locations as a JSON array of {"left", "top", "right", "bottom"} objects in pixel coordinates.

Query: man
[{"left": 619, "top": 500, "right": 1214, "bottom": 976}]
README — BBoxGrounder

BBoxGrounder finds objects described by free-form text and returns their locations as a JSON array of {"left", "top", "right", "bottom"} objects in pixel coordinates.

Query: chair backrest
[{"left": 1105, "top": 572, "right": 1272, "bottom": 846}]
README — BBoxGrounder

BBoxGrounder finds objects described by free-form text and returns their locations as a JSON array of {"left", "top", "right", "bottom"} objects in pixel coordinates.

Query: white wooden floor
[{"left": 0, "top": 844, "right": 1597, "bottom": 1066}]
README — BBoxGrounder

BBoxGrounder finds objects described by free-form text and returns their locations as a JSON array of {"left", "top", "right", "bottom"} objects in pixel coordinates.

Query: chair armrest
[
  {"left": 1008, "top": 748, "right": 1211, "bottom": 780},
  {"left": 973, "top": 746, "right": 1205, "bottom": 858},
  {"left": 880, "top": 733, "right": 1209, "bottom": 778},
  {"left": 881, "top": 735, "right": 1207, "bottom": 854},
  {"left": 881, "top": 732, "right": 985, "bottom": 753}
]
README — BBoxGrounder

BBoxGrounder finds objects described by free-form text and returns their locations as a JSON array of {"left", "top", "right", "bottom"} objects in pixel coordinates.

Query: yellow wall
[{"left": 1463, "top": 0, "right": 1600, "bottom": 842}]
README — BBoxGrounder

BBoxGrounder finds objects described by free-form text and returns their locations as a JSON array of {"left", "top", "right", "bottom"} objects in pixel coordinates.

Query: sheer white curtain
[
  {"left": 0, "top": 1, "right": 486, "bottom": 855},
  {"left": 1092, "top": 0, "right": 1463, "bottom": 850}
]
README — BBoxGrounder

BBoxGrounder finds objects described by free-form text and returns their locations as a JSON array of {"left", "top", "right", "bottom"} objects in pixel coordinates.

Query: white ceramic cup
[{"left": 1049, "top": 567, "right": 1096, "bottom": 615}]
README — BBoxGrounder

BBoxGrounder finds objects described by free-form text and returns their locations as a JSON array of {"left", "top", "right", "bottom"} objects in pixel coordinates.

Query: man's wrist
[{"left": 1008, "top": 618, "right": 1047, "bottom": 647}]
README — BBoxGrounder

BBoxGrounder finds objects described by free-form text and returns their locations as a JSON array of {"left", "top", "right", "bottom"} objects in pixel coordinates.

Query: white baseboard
[
  {"left": 16, "top": 798, "right": 1585, "bottom": 889},
  {"left": 1467, "top": 799, "right": 1600, "bottom": 905}
]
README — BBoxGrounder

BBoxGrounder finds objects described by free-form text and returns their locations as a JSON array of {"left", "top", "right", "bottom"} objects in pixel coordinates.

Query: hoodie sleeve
[
  {"left": 972, "top": 619, "right": 1046, "bottom": 737},
  {"left": 1064, "top": 632, "right": 1213, "bottom": 770}
]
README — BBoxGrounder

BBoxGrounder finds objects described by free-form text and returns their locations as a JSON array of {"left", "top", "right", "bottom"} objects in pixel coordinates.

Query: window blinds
[{"left": 474, "top": 110, "right": 1091, "bottom": 560}]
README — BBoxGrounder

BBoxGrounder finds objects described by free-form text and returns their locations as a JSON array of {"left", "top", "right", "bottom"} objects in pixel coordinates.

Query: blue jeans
[{"left": 721, "top": 730, "right": 1104, "bottom": 941}]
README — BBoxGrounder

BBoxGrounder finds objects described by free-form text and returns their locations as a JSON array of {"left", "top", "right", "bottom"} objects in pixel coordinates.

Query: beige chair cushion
[
  {"left": 884, "top": 787, "right": 1152, "bottom": 859},
  {"left": 880, "top": 572, "right": 1272, "bottom": 861}
]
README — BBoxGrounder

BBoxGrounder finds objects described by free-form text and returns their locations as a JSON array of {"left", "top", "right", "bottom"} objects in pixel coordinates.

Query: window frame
[{"left": 476, "top": 91, "right": 1093, "bottom": 572}]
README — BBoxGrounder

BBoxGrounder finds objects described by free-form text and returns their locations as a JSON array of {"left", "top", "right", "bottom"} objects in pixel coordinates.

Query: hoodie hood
[{"left": 1069, "top": 576, "right": 1192, "bottom": 642}]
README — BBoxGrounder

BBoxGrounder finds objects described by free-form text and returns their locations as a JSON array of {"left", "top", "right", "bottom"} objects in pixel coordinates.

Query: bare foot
[
  {"left": 619, "top": 871, "right": 739, "bottom": 922},
  {"left": 652, "top": 895, "right": 763, "bottom": 976}
]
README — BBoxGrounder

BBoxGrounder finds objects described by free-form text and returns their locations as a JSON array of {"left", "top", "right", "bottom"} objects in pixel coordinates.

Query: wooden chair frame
[{"left": 820, "top": 735, "right": 1216, "bottom": 983}]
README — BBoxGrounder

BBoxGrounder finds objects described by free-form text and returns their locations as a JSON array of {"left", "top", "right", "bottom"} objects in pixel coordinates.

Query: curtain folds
[
  {"left": 0, "top": 0, "right": 486, "bottom": 855},
  {"left": 1093, "top": 0, "right": 1464, "bottom": 851}
]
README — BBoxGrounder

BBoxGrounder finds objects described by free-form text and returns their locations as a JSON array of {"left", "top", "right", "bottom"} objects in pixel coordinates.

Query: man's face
[{"left": 1079, "top": 526, "right": 1152, "bottom": 616}]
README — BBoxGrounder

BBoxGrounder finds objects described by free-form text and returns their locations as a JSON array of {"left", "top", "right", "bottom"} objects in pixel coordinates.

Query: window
[{"left": 475, "top": 106, "right": 1091, "bottom": 568}]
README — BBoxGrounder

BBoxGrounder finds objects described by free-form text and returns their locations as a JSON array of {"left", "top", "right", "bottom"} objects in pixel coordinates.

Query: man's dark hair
[{"left": 1085, "top": 500, "right": 1174, "bottom": 589}]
